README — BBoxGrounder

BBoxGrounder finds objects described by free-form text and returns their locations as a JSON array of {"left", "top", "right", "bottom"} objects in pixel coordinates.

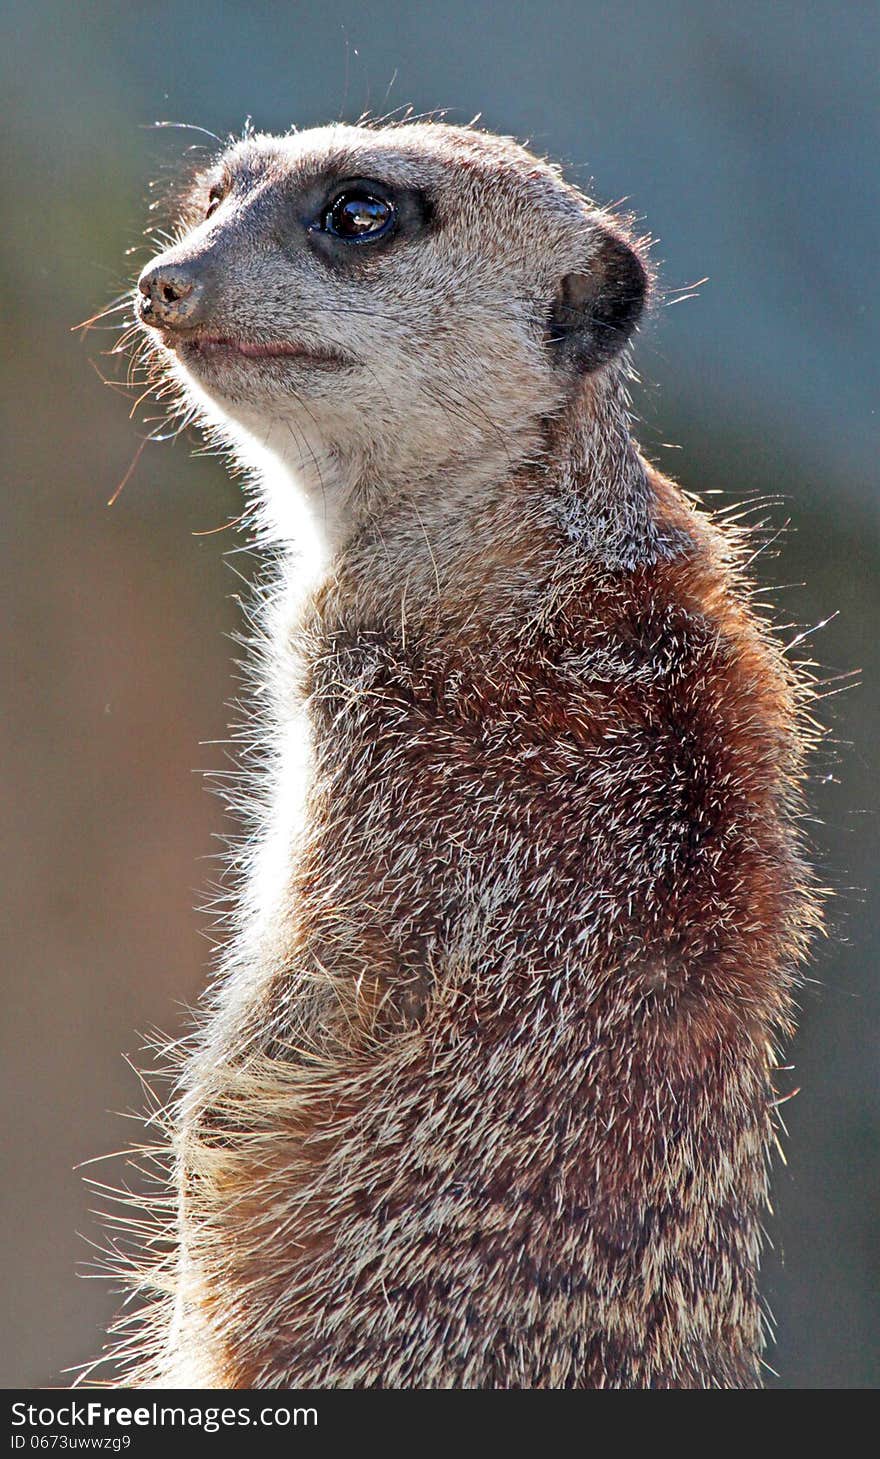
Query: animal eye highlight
[{"left": 322, "top": 189, "right": 396, "bottom": 241}]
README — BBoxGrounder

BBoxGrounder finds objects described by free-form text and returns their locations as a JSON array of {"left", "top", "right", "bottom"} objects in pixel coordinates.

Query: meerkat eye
[
  {"left": 322, "top": 188, "right": 396, "bottom": 241},
  {"left": 205, "top": 183, "right": 225, "bottom": 220}
]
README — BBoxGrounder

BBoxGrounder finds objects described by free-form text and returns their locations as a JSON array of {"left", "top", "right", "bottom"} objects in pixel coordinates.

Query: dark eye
[
  {"left": 323, "top": 189, "right": 395, "bottom": 241},
  {"left": 205, "top": 183, "right": 225, "bottom": 220}
]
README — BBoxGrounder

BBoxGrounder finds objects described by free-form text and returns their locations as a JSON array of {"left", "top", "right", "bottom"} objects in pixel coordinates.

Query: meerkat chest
[
  {"left": 299, "top": 635, "right": 523, "bottom": 944},
  {"left": 288, "top": 620, "right": 670, "bottom": 970}
]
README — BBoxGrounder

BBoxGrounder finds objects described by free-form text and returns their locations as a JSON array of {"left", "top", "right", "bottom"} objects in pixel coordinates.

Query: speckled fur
[{"left": 100, "top": 121, "right": 820, "bottom": 1388}]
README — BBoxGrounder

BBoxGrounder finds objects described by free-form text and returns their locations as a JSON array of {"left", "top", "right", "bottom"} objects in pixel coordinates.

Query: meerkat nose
[{"left": 137, "top": 258, "right": 204, "bottom": 330}]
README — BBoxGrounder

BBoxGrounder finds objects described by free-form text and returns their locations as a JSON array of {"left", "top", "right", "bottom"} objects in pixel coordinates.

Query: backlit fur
[{"left": 96, "top": 121, "right": 820, "bottom": 1388}]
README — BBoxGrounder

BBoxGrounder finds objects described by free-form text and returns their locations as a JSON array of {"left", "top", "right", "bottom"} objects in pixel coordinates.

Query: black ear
[{"left": 547, "top": 228, "right": 647, "bottom": 371}]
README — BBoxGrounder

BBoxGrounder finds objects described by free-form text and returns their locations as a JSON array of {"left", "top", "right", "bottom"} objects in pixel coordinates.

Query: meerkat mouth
[{"left": 171, "top": 333, "right": 353, "bottom": 368}]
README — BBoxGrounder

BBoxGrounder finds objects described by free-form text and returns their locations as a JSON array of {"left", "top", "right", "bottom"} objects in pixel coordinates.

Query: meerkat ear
[{"left": 547, "top": 227, "right": 648, "bottom": 371}]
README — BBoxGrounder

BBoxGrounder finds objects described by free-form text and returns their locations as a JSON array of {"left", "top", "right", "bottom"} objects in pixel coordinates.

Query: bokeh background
[{"left": 2, "top": 0, "right": 877, "bottom": 1389}]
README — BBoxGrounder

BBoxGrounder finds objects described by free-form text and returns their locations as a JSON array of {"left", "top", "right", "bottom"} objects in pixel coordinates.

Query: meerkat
[{"left": 109, "top": 120, "right": 820, "bottom": 1389}]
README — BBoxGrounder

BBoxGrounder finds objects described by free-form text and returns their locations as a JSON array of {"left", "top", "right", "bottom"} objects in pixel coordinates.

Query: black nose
[{"left": 137, "top": 259, "right": 204, "bottom": 330}]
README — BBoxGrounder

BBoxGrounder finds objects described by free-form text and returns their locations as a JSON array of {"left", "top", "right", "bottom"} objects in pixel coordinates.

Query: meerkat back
[{"left": 106, "top": 120, "right": 819, "bottom": 1389}]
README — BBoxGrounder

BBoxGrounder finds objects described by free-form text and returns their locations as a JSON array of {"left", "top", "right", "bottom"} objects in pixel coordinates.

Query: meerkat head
[{"left": 136, "top": 122, "right": 649, "bottom": 549}]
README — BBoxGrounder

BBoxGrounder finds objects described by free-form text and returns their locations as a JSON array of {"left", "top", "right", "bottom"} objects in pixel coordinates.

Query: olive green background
[{"left": 2, "top": 0, "right": 877, "bottom": 1388}]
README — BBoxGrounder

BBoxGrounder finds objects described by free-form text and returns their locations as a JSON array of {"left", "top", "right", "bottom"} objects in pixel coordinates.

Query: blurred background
[{"left": 1, "top": 0, "right": 877, "bottom": 1389}]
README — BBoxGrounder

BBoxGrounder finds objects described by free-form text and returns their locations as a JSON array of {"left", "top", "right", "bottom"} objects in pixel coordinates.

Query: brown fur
[{"left": 97, "top": 121, "right": 820, "bottom": 1389}]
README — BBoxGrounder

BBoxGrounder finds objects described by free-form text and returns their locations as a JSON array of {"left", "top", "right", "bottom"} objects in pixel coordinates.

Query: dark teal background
[{"left": 2, "top": 0, "right": 877, "bottom": 1388}]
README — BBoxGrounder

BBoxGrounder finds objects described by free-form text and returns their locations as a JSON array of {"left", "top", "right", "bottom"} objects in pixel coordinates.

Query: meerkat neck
[
  {"left": 243, "top": 367, "right": 659, "bottom": 636},
  {"left": 241, "top": 410, "right": 547, "bottom": 561},
  {"left": 544, "top": 370, "right": 659, "bottom": 567}
]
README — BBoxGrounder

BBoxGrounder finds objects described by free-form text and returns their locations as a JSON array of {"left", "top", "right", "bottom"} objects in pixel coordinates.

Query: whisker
[
  {"left": 108, "top": 434, "right": 150, "bottom": 506},
  {"left": 72, "top": 296, "right": 133, "bottom": 334},
  {"left": 148, "top": 120, "right": 224, "bottom": 145}
]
